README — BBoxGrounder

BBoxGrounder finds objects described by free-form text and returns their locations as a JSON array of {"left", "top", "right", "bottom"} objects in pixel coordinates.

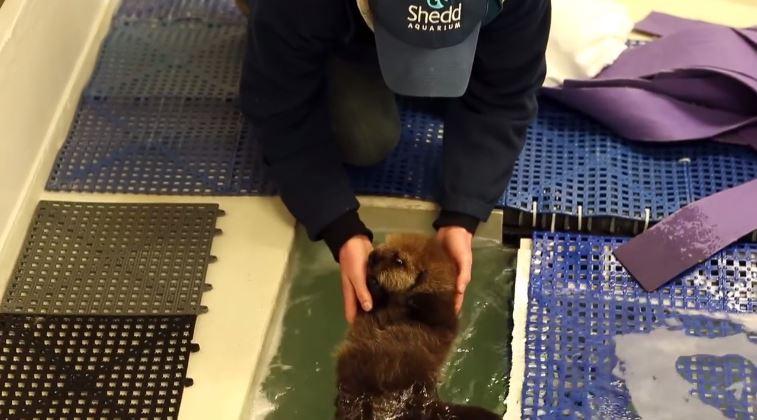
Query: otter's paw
[{"left": 406, "top": 293, "right": 456, "bottom": 328}]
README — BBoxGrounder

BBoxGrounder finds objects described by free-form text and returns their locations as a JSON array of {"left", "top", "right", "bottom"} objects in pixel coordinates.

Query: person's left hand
[{"left": 436, "top": 226, "right": 473, "bottom": 313}]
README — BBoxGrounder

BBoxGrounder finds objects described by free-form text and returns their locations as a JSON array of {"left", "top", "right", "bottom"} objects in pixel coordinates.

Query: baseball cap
[{"left": 359, "top": 0, "right": 490, "bottom": 97}]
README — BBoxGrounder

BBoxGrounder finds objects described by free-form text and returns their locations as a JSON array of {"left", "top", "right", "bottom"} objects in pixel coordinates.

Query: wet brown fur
[{"left": 335, "top": 234, "right": 499, "bottom": 420}]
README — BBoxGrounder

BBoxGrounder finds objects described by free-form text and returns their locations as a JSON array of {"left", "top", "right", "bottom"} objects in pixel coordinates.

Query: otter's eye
[{"left": 394, "top": 258, "right": 405, "bottom": 267}]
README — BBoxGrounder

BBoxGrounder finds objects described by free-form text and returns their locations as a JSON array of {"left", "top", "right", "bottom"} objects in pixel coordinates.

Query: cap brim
[{"left": 374, "top": 23, "right": 480, "bottom": 98}]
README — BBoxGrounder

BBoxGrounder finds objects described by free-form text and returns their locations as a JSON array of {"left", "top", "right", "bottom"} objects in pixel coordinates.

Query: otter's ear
[{"left": 415, "top": 270, "right": 428, "bottom": 285}]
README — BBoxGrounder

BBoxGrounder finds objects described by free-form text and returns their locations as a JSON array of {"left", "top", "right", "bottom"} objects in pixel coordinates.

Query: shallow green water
[{"left": 255, "top": 231, "right": 517, "bottom": 419}]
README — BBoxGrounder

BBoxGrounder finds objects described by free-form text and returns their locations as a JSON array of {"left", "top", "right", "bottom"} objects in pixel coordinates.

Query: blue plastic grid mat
[
  {"left": 114, "top": 0, "right": 245, "bottom": 25},
  {"left": 522, "top": 232, "right": 756, "bottom": 419},
  {"left": 505, "top": 99, "right": 757, "bottom": 221},
  {"left": 86, "top": 21, "right": 245, "bottom": 99},
  {"left": 47, "top": 96, "right": 271, "bottom": 195},
  {"left": 46, "top": 96, "right": 443, "bottom": 197},
  {"left": 688, "top": 148, "right": 757, "bottom": 201},
  {"left": 346, "top": 99, "right": 444, "bottom": 199},
  {"left": 676, "top": 354, "right": 757, "bottom": 418}
]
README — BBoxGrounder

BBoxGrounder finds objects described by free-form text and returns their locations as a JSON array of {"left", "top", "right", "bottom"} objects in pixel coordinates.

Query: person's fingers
[
  {"left": 455, "top": 255, "right": 471, "bottom": 314},
  {"left": 341, "top": 275, "right": 358, "bottom": 324},
  {"left": 456, "top": 256, "right": 472, "bottom": 294},
  {"left": 349, "top": 270, "right": 373, "bottom": 312},
  {"left": 344, "top": 255, "right": 373, "bottom": 312},
  {"left": 454, "top": 292, "right": 464, "bottom": 314}
]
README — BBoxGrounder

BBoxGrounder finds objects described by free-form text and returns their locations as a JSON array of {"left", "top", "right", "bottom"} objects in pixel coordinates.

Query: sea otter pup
[{"left": 335, "top": 234, "right": 500, "bottom": 420}]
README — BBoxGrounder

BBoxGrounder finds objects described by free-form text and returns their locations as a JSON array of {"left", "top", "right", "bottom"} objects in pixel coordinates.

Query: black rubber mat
[
  {"left": 0, "top": 314, "right": 197, "bottom": 419},
  {"left": 1, "top": 201, "right": 220, "bottom": 315}
]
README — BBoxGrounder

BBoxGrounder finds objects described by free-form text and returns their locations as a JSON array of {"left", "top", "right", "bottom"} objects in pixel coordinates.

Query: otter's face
[{"left": 366, "top": 234, "right": 456, "bottom": 307}]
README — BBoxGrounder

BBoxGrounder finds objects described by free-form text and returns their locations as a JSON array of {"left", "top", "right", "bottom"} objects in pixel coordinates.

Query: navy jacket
[{"left": 240, "top": 0, "right": 550, "bottom": 258}]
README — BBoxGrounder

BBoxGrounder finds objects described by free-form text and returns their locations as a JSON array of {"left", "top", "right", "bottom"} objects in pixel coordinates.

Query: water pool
[{"left": 252, "top": 230, "right": 517, "bottom": 418}]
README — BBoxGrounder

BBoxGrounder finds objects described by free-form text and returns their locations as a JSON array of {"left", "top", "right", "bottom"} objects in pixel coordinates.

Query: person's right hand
[{"left": 338, "top": 235, "right": 374, "bottom": 324}]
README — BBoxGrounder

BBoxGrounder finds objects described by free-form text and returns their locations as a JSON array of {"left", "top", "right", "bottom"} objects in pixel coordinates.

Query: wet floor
[{"left": 253, "top": 230, "right": 517, "bottom": 419}]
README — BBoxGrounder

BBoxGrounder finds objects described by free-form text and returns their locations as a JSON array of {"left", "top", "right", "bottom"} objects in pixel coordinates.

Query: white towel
[{"left": 544, "top": 0, "right": 634, "bottom": 87}]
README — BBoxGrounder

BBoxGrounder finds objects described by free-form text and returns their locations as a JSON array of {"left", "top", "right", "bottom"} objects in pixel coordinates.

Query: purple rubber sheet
[
  {"left": 614, "top": 179, "right": 757, "bottom": 291},
  {"left": 544, "top": 13, "right": 757, "bottom": 149}
]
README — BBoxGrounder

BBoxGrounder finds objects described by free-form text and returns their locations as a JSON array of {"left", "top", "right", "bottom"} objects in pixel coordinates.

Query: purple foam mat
[{"left": 615, "top": 179, "right": 757, "bottom": 291}]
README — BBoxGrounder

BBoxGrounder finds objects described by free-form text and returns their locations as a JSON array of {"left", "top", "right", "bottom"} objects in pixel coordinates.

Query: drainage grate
[
  {"left": 46, "top": 97, "right": 272, "bottom": 195},
  {"left": 521, "top": 232, "right": 756, "bottom": 418},
  {"left": 1, "top": 201, "right": 220, "bottom": 315},
  {"left": 0, "top": 314, "right": 197, "bottom": 419},
  {"left": 86, "top": 21, "right": 245, "bottom": 99}
]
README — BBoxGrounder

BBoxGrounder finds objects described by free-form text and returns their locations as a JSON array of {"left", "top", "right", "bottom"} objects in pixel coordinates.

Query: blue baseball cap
[{"left": 360, "top": 0, "right": 490, "bottom": 97}]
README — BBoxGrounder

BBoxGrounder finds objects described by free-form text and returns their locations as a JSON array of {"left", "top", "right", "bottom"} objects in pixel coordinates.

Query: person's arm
[
  {"left": 240, "top": 0, "right": 373, "bottom": 320},
  {"left": 435, "top": 0, "right": 551, "bottom": 309}
]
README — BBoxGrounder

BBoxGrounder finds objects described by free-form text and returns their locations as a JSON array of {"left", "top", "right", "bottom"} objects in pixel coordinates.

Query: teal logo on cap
[
  {"left": 408, "top": 0, "right": 462, "bottom": 32},
  {"left": 427, "top": 0, "right": 451, "bottom": 10}
]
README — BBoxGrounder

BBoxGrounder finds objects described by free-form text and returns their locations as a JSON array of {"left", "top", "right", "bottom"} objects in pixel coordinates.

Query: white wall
[{"left": 0, "top": 0, "right": 117, "bottom": 264}]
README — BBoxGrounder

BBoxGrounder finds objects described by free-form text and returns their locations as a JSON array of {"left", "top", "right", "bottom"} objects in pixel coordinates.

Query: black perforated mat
[
  {"left": 1, "top": 201, "right": 220, "bottom": 315},
  {"left": 0, "top": 314, "right": 197, "bottom": 419}
]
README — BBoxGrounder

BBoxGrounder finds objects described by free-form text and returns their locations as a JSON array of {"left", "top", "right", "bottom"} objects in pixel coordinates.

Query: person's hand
[
  {"left": 338, "top": 235, "right": 374, "bottom": 324},
  {"left": 436, "top": 226, "right": 473, "bottom": 313}
]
